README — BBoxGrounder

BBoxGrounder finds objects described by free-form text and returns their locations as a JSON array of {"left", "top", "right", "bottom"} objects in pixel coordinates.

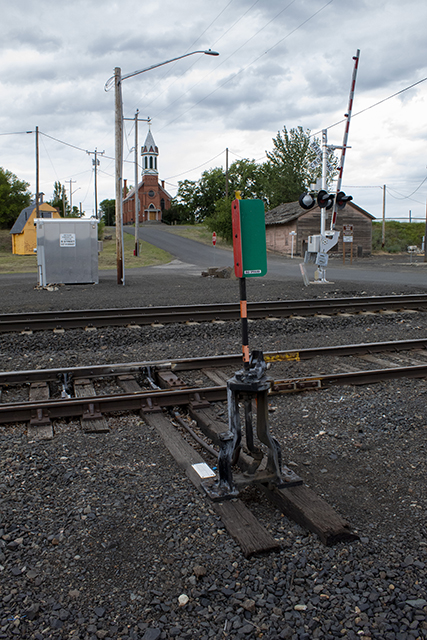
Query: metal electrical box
[{"left": 36, "top": 219, "right": 99, "bottom": 286}]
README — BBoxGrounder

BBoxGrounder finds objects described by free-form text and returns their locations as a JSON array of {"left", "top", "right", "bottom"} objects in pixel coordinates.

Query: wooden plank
[
  {"left": 143, "top": 411, "right": 280, "bottom": 557},
  {"left": 257, "top": 483, "right": 358, "bottom": 546},
  {"left": 191, "top": 406, "right": 357, "bottom": 546},
  {"left": 74, "top": 378, "right": 109, "bottom": 433},
  {"left": 28, "top": 382, "right": 53, "bottom": 440},
  {"left": 203, "top": 368, "right": 230, "bottom": 386},
  {"left": 117, "top": 374, "right": 143, "bottom": 393}
]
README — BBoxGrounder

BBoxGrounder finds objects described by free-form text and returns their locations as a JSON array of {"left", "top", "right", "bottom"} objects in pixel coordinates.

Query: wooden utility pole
[
  {"left": 67, "top": 179, "right": 76, "bottom": 216},
  {"left": 86, "top": 149, "right": 104, "bottom": 218},
  {"left": 123, "top": 111, "right": 150, "bottom": 257},
  {"left": 115, "top": 67, "right": 124, "bottom": 285}
]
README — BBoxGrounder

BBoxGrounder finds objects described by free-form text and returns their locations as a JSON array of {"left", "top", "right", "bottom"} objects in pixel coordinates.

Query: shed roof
[
  {"left": 10, "top": 202, "right": 58, "bottom": 235},
  {"left": 265, "top": 200, "right": 375, "bottom": 226}
]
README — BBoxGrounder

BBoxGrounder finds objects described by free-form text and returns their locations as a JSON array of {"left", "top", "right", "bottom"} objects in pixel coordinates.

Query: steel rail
[
  {"left": 2, "top": 362, "right": 427, "bottom": 425},
  {"left": 2, "top": 294, "right": 427, "bottom": 333},
  {"left": 2, "top": 337, "right": 427, "bottom": 385}
]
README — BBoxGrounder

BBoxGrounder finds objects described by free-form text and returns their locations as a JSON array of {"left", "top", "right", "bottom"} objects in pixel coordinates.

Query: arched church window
[
  {"left": 160, "top": 198, "right": 165, "bottom": 211},
  {"left": 149, "top": 157, "right": 153, "bottom": 169},
  {"left": 154, "top": 157, "right": 157, "bottom": 170},
  {"left": 144, "top": 157, "right": 148, "bottom": 169}
]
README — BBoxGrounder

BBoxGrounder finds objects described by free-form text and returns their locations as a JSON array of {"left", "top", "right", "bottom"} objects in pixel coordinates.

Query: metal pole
[
  {"left": 239, "top": 277, "right": 250, "bottom": 369},
  {"left": 321, "top": 130, "right": 327, "bottom": 237},
  {"left": 424, "top": 197, "right": 427, "bottom": 262},
  {"left": 35, "top": 126, "right": 40, "bottom": 218},
  {"left": 134, "top": 110, "right": 140, "bottom": 256},
  {"left": 225, "top": 147, "right": 229, "bottom": 200},
  {"left": 382, "top": 184, "right": 386, "bottom": 248},
  {"left": 94, "top": 150, "right": 98, "bottom": 219},
  {"left": 106, "top": 50, "right": 219, "bottom": 285},
  {"left": 115, "top": 67, "right": 124, "bottom": 285}
]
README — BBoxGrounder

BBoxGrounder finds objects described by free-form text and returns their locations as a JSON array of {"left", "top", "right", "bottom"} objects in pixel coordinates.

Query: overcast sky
[{"left": 1, "top": 0, "right": 427, "bottom": 222}]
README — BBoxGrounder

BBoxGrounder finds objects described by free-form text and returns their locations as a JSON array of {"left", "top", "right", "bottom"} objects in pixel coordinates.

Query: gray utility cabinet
[{"left": 36, "top": 218, "right": 99, "bottom": 286}]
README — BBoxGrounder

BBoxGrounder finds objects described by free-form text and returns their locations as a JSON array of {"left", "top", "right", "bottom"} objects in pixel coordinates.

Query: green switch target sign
[{"left": 232, "top": 199, "right": 267, "bottom": 278}]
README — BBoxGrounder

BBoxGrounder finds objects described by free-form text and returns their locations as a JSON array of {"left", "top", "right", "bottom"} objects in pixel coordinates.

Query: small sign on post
[
  {"left": 212, "top": 231, "right": 217, "bottom": 246},
  {"left": 342, "top": 224, "right": 354, "bottom": 264},
  {"left": 232, "top": 198, "right": 267, "bottom": 366}
]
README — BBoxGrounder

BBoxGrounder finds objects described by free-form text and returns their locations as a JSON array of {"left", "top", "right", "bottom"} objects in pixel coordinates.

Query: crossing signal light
[
  {"left": 317, "top": 190, "right": 334, "bottom": 210},
  {"left": 299, "top": 193, "right": 316, "bottom": 210},
  {"left": 336, "top": 191, "right": 353, "bottom": 209}
]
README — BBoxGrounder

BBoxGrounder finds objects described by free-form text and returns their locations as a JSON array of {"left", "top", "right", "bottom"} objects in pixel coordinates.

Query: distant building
[
  {"left": 10, "top": 197, "right": 61, "bottom": 255},
  {"left": 265, "top": 200, "right": 375, "bottom": 257},
  {"left": 123, "top": 129, "right": 172, "bottom": 224}
]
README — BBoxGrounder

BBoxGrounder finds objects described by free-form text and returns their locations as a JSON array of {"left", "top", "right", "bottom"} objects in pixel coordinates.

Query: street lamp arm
[{"left": 104, "top": 49, "right": 219, "bottom": 91}]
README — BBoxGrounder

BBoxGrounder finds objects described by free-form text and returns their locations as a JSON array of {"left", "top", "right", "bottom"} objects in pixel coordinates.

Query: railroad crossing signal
[
  {"left": 317, "top": 190, "right": 334, "bottom": 210},
  {"left": 298, "top": 193, "right": 316, "bottom": 210},
  {"left": 336, "top": 191, "right": 353, "bottom": 209}
]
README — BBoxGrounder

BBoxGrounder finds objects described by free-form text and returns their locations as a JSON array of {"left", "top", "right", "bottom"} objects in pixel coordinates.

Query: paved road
[{"left": 133, "top": 225, "right": 427, "bottom": 288}]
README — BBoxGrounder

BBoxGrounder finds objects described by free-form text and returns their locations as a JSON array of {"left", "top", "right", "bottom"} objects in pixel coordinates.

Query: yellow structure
[{"left": 10, "top": 202, "right": 61, "bottom": 255}]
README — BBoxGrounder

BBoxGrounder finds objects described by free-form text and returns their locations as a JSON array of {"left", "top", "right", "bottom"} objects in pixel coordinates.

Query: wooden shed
[
  {"left": 265, "top": 200, "right": 375, "bottom": 257},
  {"left": 10, "top": 201, "right": 61, "bottom": 255}
]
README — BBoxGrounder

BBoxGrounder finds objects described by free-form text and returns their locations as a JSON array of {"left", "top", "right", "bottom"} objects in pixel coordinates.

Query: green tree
[
  {"left": 205, "top": 196, "right": 233, "bottom": 242},
  {"left": 173, "top": 160, "right": 268, "bottom": 225},
  {"left": 48, "top": 181, "right": 69, "bottom": 216},
  {"left": 99, "top": 199, "right": 115, "bottom": 226},
  {"left": 265, "top": 126, "right": 335, "bottom": 208},
  {"left": 0, "top": 167, "right": 31, "bottom": 229}
]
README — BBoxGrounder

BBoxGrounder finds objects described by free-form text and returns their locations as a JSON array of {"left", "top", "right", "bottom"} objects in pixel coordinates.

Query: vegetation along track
[{"left": 2, "top": 293, "right": 427, "bottom": 333}]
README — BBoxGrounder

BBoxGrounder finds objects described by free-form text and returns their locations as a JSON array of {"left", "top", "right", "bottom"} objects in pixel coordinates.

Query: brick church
[{"left": 123, "top": 129, "right": 171, "bottom": 224}]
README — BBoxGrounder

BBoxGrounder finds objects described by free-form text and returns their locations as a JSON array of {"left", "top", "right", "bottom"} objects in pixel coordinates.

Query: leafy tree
[
  {"left": 99, "top": 198, "right": 115, "bottom": 226},
  {"left": 205, "top": 196, "right": 233, "bottom": 242},
  {"left": 265, "top": 126, "right": 336, "bottom": 208},
  {"left": 48, "top": 181, "right": 69, "bottom": 216},
  {"left": 173, "top": 161, "right": 268, "bottom": 225},
  {"left": 372, "top": 221, "right": 425, "bottom": 253},
  {"left": 0, "top": 167, "right": 31, "bottom": 229}
]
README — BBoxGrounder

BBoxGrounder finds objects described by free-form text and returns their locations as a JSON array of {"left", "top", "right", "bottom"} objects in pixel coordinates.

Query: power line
[
  {"left": 157, "top": 0, "right": 334, "bottom": 133},
  {"left": 164, "top": 149, "right": 226, "bottom": 181},
  {"left": 314, "top": 75, "right": 427, "bottom": 136},
  {"left": 387, "top": 177, "right": 427, "bottom": 200}
]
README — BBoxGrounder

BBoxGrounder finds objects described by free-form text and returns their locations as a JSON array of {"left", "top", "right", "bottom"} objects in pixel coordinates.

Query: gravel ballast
[{"left": 1, "top": 261, "right": 427, "bottom": 640}]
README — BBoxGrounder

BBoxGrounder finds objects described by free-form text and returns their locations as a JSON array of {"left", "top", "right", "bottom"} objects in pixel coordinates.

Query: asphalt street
[{"left": 134, "top": 224, "right": 427, "bottom": 288}]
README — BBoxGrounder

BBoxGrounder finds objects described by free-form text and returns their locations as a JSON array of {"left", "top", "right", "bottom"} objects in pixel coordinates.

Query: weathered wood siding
[{"left": 266, "top": 204, "right": 372, "bottom": 257}]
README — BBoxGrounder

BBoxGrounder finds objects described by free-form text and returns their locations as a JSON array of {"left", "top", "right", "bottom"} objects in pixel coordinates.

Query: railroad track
[
  {"left": 2, "top": 337, "right": 427, "bottom": 428},
  {"left": 4, "top": 335, "right": 427, "bottom": 550},
  {"left": 2, "top": 293, "right": 427, "bottom": 333}
]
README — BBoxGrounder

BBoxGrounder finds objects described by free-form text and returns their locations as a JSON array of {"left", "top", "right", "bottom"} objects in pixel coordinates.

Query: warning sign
[{"left": 60, "top": 233, "right": 76, "bottom": 247}]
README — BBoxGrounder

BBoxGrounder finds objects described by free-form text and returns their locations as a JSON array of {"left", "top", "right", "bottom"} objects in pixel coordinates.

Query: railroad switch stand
[{"left": 203, "top": 351, "right": 301, "bottom": 501}]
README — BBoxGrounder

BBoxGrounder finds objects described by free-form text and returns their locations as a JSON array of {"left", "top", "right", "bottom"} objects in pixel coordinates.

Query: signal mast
[{"left": 299, "top": 49, "right": 360, "bottom": 283}]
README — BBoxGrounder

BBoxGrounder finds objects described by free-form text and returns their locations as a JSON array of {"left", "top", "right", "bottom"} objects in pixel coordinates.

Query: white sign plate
[
  {"left": 343, "top": 236, "right": 353, "bottom": 243},
  {"left": 191, "top": 463, "right": 216, "bottom": 479},
  {"left": 60, "top": 233, "right": 76, "bottom": 247}
]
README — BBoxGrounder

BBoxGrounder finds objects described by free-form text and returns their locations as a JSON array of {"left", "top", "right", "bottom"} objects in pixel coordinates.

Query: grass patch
[
  {"left": 100, "top": 228, "right": 172, "bottom": 269},
  {"left": 0, "top": 227, "right": 172, "bottom": 274}
]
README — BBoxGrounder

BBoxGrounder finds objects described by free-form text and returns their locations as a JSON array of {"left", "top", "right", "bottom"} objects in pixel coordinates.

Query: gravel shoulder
[{"left": 1, "top": 260, "right": 427, "bottom": 640}]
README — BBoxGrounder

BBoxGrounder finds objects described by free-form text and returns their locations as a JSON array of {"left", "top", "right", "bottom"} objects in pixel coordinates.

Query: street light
[{"left": 105, "top": 49, "right": 219, "bottom": 285}]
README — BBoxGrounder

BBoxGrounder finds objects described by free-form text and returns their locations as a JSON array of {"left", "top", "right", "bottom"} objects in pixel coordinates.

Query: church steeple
[{"left": 141, "top": 128, "right": 159, "bottom": 176}]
